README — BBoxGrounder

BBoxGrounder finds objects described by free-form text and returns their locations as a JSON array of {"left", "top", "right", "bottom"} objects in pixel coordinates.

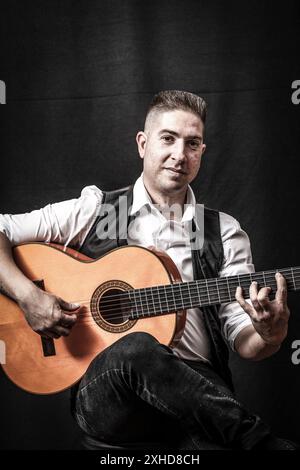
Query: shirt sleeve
[
  {"left": 217, "top": 211, "right": 254, "bottom": 351},
  {"left": 0, "top": 185, "right": 103, "bottom": 248}
]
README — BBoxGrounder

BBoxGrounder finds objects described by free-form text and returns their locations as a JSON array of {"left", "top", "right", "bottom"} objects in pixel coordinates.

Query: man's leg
[{"left": 74, "top": 332, "right": 271, "bottom": 450}]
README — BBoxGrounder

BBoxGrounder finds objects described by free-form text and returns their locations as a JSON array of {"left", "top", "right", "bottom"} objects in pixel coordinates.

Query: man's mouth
[{"left": 164, "top": 167, "right": 186, "bottom": 175}]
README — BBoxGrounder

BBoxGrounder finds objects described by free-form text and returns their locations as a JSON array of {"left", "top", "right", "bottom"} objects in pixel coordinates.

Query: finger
[
  {"left": 257, "top": 286, "right": 272, "bottom": 311},
  {"left": 249, "top": 282, "right": 263, "bottom": 312},
  {"left": 235, "top": 287, "right": 253, "bottom": 316},
  {"left": 236, "top": 286, "right": 263, "bottom": 323},
  {"left": 58, "top": 297, "right": 81, "bottom": 311},
  {"left": 235, "top": 286, "right": 245, "bottom": 303},
  {"left": 275, "top": 272, "right": 288, "bottom": 304},
  {"left": 60, "top": 312, "right": 78, "bottom": 326}
]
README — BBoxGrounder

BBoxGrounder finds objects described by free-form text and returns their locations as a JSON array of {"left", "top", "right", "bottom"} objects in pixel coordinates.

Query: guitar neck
[{"left": 129, "top": 267, "right": 300, "bottom": 319}]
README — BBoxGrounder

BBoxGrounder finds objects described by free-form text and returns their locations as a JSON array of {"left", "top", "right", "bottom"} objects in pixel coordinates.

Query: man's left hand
[{"left": 235, "top": 272, "right": 290, "bottom": 346}]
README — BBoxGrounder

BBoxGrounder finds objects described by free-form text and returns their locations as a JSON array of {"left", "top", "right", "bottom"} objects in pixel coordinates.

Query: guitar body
[{"left": 0, "top": 243, "right": 185, "bottom": 395}]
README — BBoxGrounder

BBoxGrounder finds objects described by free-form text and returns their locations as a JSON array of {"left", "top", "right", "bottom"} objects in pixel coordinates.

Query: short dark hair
[{"left": 144, "top": 90, "right": 207, "bottom": 131}]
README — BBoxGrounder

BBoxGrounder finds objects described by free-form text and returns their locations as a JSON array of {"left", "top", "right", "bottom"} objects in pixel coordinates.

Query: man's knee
[
  {"left": 85, "top": 332, "right": 172, "bottom": 380},
  {"left": 111, "top": 331, "right": 160, "bottom": 358},
  {"left": 104, "top": 331, "right": 174, "bottom": 370}
]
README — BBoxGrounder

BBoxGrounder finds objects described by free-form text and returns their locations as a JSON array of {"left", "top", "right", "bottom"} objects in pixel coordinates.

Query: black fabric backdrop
[{"left": 0, "top": 0, "right": 300, "bottom": 449}]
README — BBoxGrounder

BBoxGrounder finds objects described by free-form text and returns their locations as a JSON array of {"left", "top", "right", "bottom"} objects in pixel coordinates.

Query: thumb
[{"left": 58, "top": 298, "right": 81, "bottom": 311}]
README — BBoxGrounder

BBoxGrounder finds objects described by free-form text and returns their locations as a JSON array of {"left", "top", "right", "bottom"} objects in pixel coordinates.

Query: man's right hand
[{"left": 18, "top": 286, "right": 80, "bottom": 339}]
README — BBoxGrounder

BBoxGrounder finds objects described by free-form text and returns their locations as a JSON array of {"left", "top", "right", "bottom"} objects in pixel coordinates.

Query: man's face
[{"left": 136, "top": 109, "right": 206, "bottom": 197}]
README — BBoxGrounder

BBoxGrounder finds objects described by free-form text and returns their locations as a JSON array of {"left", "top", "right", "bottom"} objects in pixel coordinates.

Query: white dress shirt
[{"left": 0, "top": 174, "right": 253, "bottom": 362}]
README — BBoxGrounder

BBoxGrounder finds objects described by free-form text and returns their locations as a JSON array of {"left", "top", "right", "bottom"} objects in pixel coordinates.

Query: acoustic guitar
[{"left": 0, "top": 242, "right": 299, "bottom": 394}]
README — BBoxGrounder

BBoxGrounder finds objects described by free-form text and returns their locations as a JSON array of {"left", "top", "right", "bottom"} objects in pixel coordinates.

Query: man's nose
[{"left": 171, "top": 141, "right": 186, "bottom": 162}]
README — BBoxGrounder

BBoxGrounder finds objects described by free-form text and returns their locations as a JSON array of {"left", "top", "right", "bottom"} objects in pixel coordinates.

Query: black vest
[{"left": 79, "top": 185, "right": 233, "bottom": 389}]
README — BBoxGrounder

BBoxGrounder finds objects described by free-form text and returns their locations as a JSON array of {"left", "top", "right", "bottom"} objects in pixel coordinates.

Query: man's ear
[
  {"left": 201, "top": 143, "right": 206, "bottom": 156},
  {"left": 136, "top": 131, "right": 147, "bottom": 159}
]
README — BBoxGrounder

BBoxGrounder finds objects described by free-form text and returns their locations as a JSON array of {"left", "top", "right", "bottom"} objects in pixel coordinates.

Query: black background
[{"left": 0, "top": 0, "right": 300, "bottom": 449}]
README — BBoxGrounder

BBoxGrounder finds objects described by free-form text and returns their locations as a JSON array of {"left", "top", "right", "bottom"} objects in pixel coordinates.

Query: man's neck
[{"left": 142, "top": 179, "right": 188, "bottom": 221}]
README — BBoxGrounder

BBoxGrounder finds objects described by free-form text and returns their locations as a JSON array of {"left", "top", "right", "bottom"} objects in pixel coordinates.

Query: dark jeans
[{"left": 73, "top": 332, "right": 271, "bottom": 450}]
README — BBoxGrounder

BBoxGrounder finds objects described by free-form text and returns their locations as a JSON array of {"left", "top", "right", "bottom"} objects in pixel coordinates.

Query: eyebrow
[{"left": 158, "top": 129, "right": 203, "bottom": 141}]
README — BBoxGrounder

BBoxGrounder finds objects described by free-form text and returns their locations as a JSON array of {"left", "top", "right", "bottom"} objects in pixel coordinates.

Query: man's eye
[
  {"left": 189, "top": 141, "right": 200, "bottom": 149},
  {"left": 162, "top": 135, "right": 174, "bottom": 143}
]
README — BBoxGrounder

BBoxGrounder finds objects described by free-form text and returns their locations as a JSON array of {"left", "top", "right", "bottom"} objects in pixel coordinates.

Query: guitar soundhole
[
  {"left": 99, "top": 288, "right": 129, "bottom": 325},
  {"left": 91, "top": 280, "right": 137, "bottom": 333}
]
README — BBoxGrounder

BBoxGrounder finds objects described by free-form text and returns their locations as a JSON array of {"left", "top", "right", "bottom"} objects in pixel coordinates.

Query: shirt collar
[{"left": 130, "top": 173, "right": 200, "bottom": 229}]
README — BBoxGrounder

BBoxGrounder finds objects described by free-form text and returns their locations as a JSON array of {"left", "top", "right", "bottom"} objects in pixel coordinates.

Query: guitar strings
[
  {"left": 75, "top": 278, "right": 295, "bottom": 324},
  {"left": 57, "top": 269, "right": 300, "bottom": 324},
  {"left": 72, "top": 277, "right": 299, "bottom": 324},
  {"left": 75, "top": 274, "right": 297, "bottom": 312},
  {"left": 70, "top": 267, "right": 300, "bottom": 306},
  {"left": 73, "top": 278, "right": 300, "bottom": 318},
  {"left": 70, "top": 271, "right": 300, "bottom": 310}
]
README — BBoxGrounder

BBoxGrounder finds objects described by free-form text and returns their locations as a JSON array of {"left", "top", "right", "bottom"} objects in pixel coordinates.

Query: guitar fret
[
  {"left": 226, "top": 277, "right": 232, "bottom": 301},
  {"left": 187, "top": 283, "right": 193, "bottom": 307},
  {"left": 205, "top": 278, "right": 211, "bottom": 304},
  {"left": 132, "top": 291, "right": 139, "bottom": 318},
  {"left": 157, "top": 285, "right": 162, "bottom": 314},
  {"left": 216, "top": 279, "right": 221, "bottom": 304},
  {"left": 208, "top": 279, "right": 221, "bottom": 304},
  {"left": 127, "top": 291, "right": 133, "bottom": 318},
  {"left": 144, "top": 287, "right": 150, "bottom": 316},
  {"left": 291, "top": 268, "right": 296, "bottom": 290},
  {"left": 196, "top": 282, "right": 202, "bottom": 307},
  {"left": 150, "top": 287, "right": 156, "bottom": 315},
  {"left": 171, "top": 284, "right": 177, "bottom": 311},
  {"left": 139, "top": 289, "right": 145, "bottom": 317},
  {"left": 164, "top": 285, "right": 169, "bottom": 312},
  {"left": 179, "top": 284, "right": 185, "bottom": 309}
]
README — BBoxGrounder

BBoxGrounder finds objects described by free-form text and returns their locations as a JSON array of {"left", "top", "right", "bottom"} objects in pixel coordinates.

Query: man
[{"left": 0, "top": 90, "right": 296, "bottom": 450}]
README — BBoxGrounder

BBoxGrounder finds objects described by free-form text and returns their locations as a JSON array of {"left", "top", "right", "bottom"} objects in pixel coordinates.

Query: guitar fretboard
[{"left": 127, "top": 267, "right": 300, "bottom": 319}]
